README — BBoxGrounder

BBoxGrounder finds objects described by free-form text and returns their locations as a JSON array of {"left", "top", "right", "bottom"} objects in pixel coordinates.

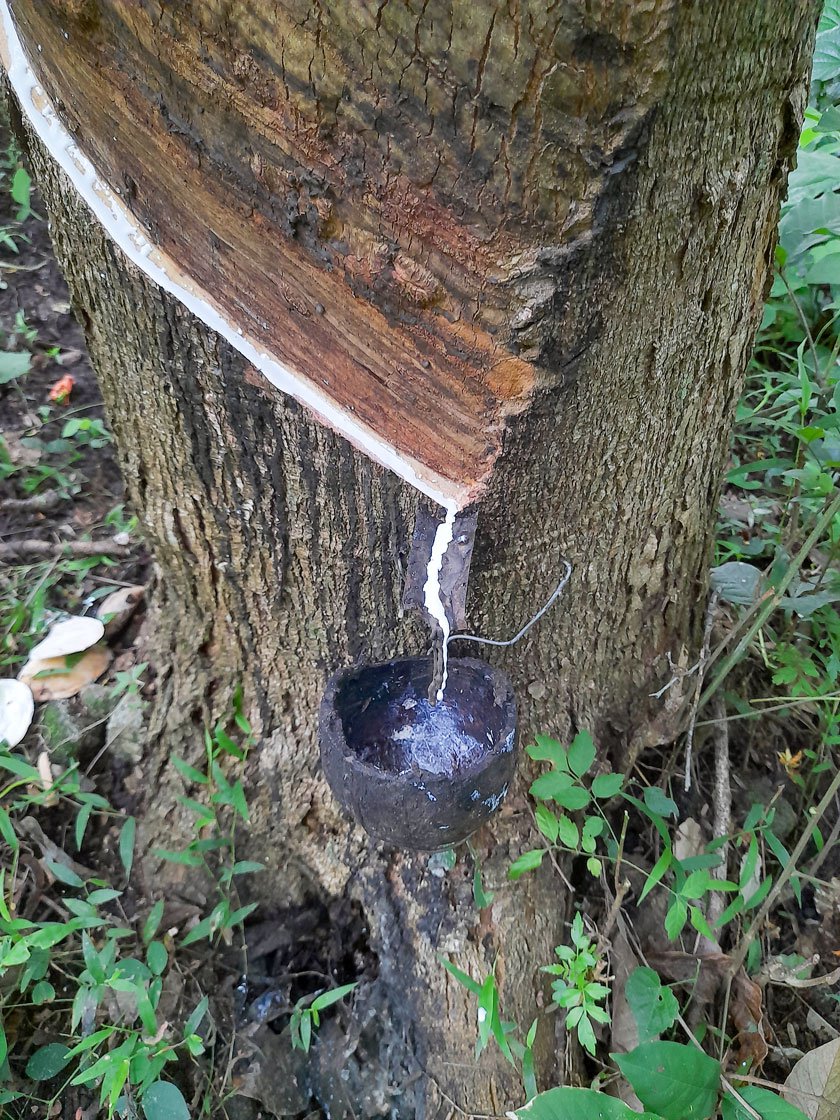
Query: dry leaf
[
  {"left": 607, "top": 924, "right": 646, "bottom": 1112},
  {"left": 674, "top": 817, "right": 705, "bottom": 862},
  {"left": 96, "top": 585, "right": 145, "bottom": 638},
  {"left": 731, "top": 969, "right": 768, "bottom": 1072},
  {"left": 47, "top": 373, "right": 74, "bottom": 403},
  {"left": 3, "top": 431, "right": 40, "bottom": 468},
  {"left": 29, "top": 616, "right": 105, "bottom": 661},
  {"left": 785, "top": 1038, "right": 840, "bottom": 1120},
  {"left": 19, "top": 646, "right": 112, "bottom": 701},
  {"left": 646, "top": 949, "right": 730, "bottom": 1004},
  {"left": 0, "top": 679, "right": 34, "bottom": 747}
]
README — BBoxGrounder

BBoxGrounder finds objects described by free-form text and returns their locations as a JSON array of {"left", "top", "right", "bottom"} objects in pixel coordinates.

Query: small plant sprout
[
  {"left": 289, "top": 982, "right": 358, "bottom": 1052},
  {"left": 542, "top": 912, "right": 610, "bottom": 1055}
]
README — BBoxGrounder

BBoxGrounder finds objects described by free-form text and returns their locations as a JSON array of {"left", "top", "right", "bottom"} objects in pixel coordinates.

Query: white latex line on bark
[{"left": 0, "top": 1, "right": 466, "bottom": 511}]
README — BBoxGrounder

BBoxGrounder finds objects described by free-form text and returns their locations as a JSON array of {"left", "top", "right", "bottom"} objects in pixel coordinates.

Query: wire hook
[{"left": 452, "top": 558, "right": 573, "bottom": 649}]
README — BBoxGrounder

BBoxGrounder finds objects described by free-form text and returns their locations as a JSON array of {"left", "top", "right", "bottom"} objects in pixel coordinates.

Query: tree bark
[{"left": 6, "top": 1, "right": 820, "bottom": 1116}]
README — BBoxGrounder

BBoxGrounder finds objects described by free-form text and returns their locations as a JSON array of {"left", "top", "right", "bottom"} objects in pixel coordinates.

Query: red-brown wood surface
[{"left": 6, "top": 0, "right": 671, "bottom": 500}]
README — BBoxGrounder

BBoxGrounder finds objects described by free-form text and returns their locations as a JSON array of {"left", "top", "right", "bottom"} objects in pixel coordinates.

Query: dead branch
[{"left": 0, "top": 537, "right": 133, "bottom": 561}]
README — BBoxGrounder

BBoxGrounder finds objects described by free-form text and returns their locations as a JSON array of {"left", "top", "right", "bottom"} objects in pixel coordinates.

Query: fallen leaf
[
  {"left": 29, "top": 616, "right": 105, "bottom": 661},
  {"left": 785, "top": 1038, "right": 840, "bottom": 1119},
  {"left": 56, "top": 349, "right": 83, "bottom": 367},
  {"left": 36, "top": 751, "right": 58, "bottom": 807},
  {"left": 19, "top": 646, "right": 112, "bottom": 701},
  {"left": 806, "top": 1008, "right": 840, "bottom": 1045},
  {"left": 731, "top": 969, "right": 768, "bottom": 1072},
  {"left": 47, "top": 374, "right": 74, "bottom": 403},
  {"left": 646, "top": 950, "right": 730, "bottom": 1005},
  {"left": 97, "top": 585, "right": 145, "bottom": 638},
  {"left": 674, "top": 818, "right": 705, "bottom": 862},
  {"left": 3, "top": 431, "right": 40, "bottom": 468},
  {"left": 0, "top": 679, "right": 35, "bottom": 747}
]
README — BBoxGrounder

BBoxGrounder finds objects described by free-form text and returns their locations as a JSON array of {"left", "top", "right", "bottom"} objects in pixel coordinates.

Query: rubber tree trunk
[{"left": 9, "top": 1, "right": 819, "bottom": 1115}]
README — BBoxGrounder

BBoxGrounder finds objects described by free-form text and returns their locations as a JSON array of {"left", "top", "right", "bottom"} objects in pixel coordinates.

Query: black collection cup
[{"left": 319, "top": 656, "right": 518, "bottom": 850}]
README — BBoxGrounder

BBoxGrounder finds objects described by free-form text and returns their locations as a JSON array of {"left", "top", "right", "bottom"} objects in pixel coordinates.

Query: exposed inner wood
[{"left": 8, "top": 0, "right": 673, "bottom": 500}]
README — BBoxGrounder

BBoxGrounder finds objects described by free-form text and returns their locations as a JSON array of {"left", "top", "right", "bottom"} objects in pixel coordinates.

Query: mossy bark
[{"left": 8, "top": 1, "right": 820, "bottom": 1115}]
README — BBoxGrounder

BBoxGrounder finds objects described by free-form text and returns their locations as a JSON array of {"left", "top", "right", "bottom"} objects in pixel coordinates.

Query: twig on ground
[
  {"left": 708, "top": 695, "right": 731, "bottom": 931},
  {"left": 683, "top": 591, "right": 720, "bottom": 791},
  {"left": 0, "top": 537, "right": 132, "bottom": 560},
  {"left": 596, "top": 877, "right": 631, "bottom": 958},
  {"left": 0, "top": 489, "right": 62, "bottom": 512}
]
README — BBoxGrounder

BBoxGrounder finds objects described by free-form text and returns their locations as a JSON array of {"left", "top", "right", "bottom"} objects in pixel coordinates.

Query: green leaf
[
  {"left": 25, "top": 1043, "right": 72, "bottom": 1081},
  {"left": 228, "top": 779, "right": 249, "bottom": 823},
  {"left": 0, "top": 350, "right": 31, "bottom": 384},
  {"left": 0, "top": 752, "right": 40, "bottom": 779},
  {"left": 224, "top": 902, "right": 259, "bottom": 928},
  {"left": 624, "top": 967, "right": 679, "bottom": 1042},
  {"left": 299, "top": 1010, "right": 312, "bottom": 1051},
  {"left": 689, "top": 906, "right": 717, "bottom": 942},
  {"left": 643, "top": 787, "right": 679, "bottom": 819},
  {"left": 681, "top": 869, "right": 711, "bottom": 899},
  {"left": 66, "top": 1027, "right": 116, "bottom": 1058},
  {"left": 310, "top": 982, "right": 357, "bottom": 1012},
  {"left": 87, "top": 888, "right": 122, "bottom": 906},
  {"left": 530, "top": 771, "right": 574, "bottom": 801},
  {"left": 44, "top": 859, "right": 84, "bottom": 888},
  {"left": 721, "top": 1086, "right": 809, "bottom": 1120},
  {"left": 509, "top": 1086, "right": 661, "bottom": 1120},
  {"left": 181, "top": 912, "right": 216, "bottom": 946},
  {"left": 154, "top": 848, "right": 203, "bottom": 867},
  {"left": 576, "top": 1010, "right": 597, "bottom": 1055},
  {"left": 171, "top": 756, "right": 207, "bottom": 784},
  {"left": 614, "top": 1041, "right": 720, "bottom": 1120},
  {"left": 527, "top": 735, "right": 569, "bottom": 769},
  {"left": 0, "top": 939, "right": 30, "bottom": 967},
  {"left": 556, "top": 816, "right": 580, "bottom": 849},
  {"left": 146, "top": 941, "right": 168, "bottom": 976},
  {"left": 567, "top": 731, "right": 596, "bottom": 777},
  {"left": 508, "top": 849, "right": 546, "bottom": 880},
  {"left": 586, "top": 856, "right": 601, "bottom": 877},
  {"left": 0, "top": 808, "right": 19, "bottom": 853},
  {"left": 554, "top": 786, "right": 591, "bottom": 812},
  {"left": 119, "top": 817, "right": 136, "bottom": 879},
  {"left": 10, "top": 166, "right": 30, "bottom": 209},
  {"left": 32, "top": 980, "right": 56, "bottom": 1005},
  {"left": 592, "top": 773, "right": 624, "bottom": 799},
  {"left": 184, "top": 995, "right": 209, "bottom": 1038},
  {"left": 639, "top": 848, "right": 673, "bottom": 903},
  {"left": 439, "top": 956, "right": 482, "bottom": 996},
  {"left": 141, "top": 1081, "right": 190, "bottom": 1120},
  {"left": 230, "top": 860, "right": 265, "bottom": 875},
  {"left": 75, "top": 802, "right": 93, "bottom": 851},
  {"left": 535, "top": 804, "right": 559, "bottom": 843},
  {"left": 213, "top": 725, "right": 246, "bottom": 760},
  {"left": 664, "top": 897, "right": 688, "bottom": 941},
  {"left": 472, "top": 864, "right": 494, "bottom": 909}
]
